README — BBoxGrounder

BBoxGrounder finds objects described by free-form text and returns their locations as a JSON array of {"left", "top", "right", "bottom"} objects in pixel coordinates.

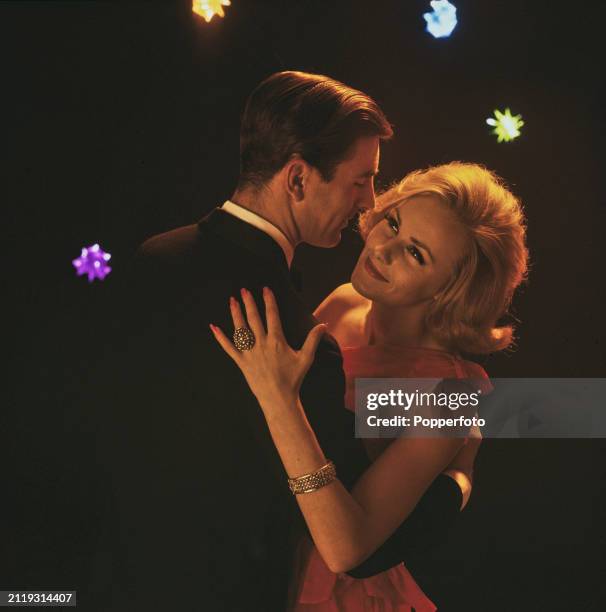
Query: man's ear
[{"left": 285, "top": 157, "right": 308, "bottom": 202}]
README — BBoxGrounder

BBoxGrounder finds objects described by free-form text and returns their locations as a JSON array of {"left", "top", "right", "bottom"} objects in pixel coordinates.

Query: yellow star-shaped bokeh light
[
  {"left": 192, "top": 0, "right": 231, "bottom": 23},
  {"left": 486, "top": 108, "right": 524, "bottom": 143}
]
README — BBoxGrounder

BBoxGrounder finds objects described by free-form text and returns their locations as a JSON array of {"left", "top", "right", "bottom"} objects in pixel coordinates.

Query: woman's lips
[{"left": 364, "top": 256, "right": 388, "bottom": 282}]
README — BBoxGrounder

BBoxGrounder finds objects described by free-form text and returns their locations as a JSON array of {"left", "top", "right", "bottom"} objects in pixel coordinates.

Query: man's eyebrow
[
  {"left": 357, "top": 169, "right": 379, "bottom": 178},
  {"left": 395, "top": 208, "right": 436, "bottom": 263}
]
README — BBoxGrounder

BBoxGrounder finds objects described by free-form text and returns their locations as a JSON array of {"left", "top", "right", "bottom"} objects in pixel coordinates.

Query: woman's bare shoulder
[
  {"left": 313, "top": 284, "right": 370, "bottom": 348},
  {"left": 313, "top": 284, "right": 365, "bottom": 324}
]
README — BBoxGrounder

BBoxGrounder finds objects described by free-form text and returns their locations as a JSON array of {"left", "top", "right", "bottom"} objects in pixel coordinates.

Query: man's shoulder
[{"left": 137, "top": 223, "right": 202, "bottom": 261}]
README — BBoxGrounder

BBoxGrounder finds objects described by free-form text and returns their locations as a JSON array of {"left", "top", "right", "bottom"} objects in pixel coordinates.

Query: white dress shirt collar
[{"left": 221, "top": 200, "right": 294, "bottom": 268}]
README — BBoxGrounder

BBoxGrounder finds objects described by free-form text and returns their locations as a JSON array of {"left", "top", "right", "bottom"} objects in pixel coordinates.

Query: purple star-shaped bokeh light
[{"left": 72, "top": 243, "right": 112, "bottom": 282}]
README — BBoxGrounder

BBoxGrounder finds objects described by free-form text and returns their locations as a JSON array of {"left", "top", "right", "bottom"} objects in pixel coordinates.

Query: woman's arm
[
  {"left": 264, "top": 396, "right": 463, "bottom": 572},
  {"left": 210, "top": 287, "right": 466, "bottom": 573}
]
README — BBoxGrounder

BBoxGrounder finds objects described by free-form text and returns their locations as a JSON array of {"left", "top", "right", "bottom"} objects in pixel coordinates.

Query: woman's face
[{"left": 351, "top": 195, "right": 470, "bottom": 308}]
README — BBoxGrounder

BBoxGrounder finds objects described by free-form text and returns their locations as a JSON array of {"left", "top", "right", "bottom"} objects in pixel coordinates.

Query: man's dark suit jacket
[{"left": 88, "top": 208, "right": 462, "bottom": 611}]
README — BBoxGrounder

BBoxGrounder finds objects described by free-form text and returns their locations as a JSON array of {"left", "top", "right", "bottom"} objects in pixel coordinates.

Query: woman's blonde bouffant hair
[{"left": 358, "top": 162, "right": 529, "bottom": 355}]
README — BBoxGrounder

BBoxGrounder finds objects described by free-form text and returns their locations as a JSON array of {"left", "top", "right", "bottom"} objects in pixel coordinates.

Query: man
[{"left": 90, "top": 71, "right": 469, "bottom": 611}]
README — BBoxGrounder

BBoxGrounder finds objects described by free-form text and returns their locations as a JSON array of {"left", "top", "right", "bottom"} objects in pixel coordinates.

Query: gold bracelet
[{"left": 288, "top": 460, "right": 337, "bottom": 495}]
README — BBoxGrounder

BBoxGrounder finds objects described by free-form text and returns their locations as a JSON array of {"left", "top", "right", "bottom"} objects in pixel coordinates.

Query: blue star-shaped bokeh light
[{"left": 423, "top": 0, "right": 458, "bottom": 38}]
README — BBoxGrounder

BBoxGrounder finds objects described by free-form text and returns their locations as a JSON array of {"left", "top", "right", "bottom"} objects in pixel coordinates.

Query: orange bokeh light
[{"left": 192, "top": 0, "right": 231, "bottom": 23}]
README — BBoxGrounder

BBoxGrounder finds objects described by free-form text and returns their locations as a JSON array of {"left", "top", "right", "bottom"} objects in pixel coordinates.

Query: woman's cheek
[{"left": 396, "top": 270, "right": 426, "bottom": 302}]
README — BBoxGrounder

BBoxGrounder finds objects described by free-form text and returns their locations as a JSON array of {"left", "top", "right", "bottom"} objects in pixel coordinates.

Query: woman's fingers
[
  {"left": 209, "top": 324, "right": 241, "bottom": 363},
  {"left": 468, "top": 423, "right": 483, "bottom": 441},
  {"left": 229, "top": 296, "right": 246, "bottom": 330},
  {"left": 240, "top": 288, "right": 265, "bottom": 338},
  {"left": 263, "top": 287, "right": 285, "bottom": 339}
]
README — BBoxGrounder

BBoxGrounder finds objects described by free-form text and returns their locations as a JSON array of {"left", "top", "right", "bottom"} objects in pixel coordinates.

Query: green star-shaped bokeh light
[{"left": 486, "top": 108, "right": 524, "bottom": 143}]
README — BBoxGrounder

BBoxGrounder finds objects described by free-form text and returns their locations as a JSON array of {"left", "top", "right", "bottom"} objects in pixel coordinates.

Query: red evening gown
[{"left": 291, "top": 345, "right": 492, "bottom": 612}]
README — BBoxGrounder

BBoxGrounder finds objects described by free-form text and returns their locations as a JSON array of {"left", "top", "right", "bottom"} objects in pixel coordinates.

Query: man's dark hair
[{"left": 237, "top": 71, "right": 393, "bottom": 190}]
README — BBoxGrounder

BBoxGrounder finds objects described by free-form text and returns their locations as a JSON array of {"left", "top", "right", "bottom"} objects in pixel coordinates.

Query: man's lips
[{"left": 364, "top": 256, "right": 388, "bottom": 282}]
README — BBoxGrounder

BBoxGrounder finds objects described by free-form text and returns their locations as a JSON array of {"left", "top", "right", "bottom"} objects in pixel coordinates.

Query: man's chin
[
  {"left": 311, "top": 230, "right": 342, "bottom": 249},
  {"left": 328, "top": 232, "right": 342, "bottom": 248}
]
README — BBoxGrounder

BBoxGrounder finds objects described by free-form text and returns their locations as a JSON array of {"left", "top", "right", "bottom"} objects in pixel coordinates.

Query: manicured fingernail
[
  {"left": 209, "top": 323, "right": 216, "bottom": 332},
  {"left": 241, "top": 287, "right": 249, "bottom": 297},
  {"left": 229, "top": 296, "right": 237, "bottom": 307}
]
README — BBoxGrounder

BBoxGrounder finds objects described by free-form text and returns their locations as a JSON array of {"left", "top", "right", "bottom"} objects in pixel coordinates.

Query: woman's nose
[{"left": 373, "top": 242, "right": 392, "bottom": 265}]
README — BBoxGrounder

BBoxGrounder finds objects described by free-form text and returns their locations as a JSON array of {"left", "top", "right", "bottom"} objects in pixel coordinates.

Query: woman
[{"left": 210, "top": 162, "right": 529, "bottom": 610}]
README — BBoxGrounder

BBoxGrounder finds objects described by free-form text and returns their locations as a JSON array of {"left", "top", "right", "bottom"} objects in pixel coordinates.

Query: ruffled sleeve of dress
[
  {"left": 293, "top": 345, "right": 491, "bottom": 612},
  {"left": 342, "top": 344, "right": 492, "bottom": 413}
]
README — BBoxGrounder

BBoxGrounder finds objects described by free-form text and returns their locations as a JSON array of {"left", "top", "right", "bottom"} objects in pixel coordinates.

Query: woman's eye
[
  {"left": 385, "top": 213, "right": 425, "bottom": 265},
  {"left": 385, "top": 213, "right": 399, "bottom": 233},
  {"left": 408, "top": 246, "right": 425, "bottom": 265}
]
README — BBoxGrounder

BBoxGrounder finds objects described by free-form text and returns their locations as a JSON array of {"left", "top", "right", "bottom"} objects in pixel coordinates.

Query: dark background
[{"left": 4, "top": 1, "right": 605, "bottom": 610}]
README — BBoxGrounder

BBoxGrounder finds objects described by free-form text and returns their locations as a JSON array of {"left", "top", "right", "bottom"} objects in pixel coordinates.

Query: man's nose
[{"left": 357, "top": 180, "right": 376, "bottom": 212}]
